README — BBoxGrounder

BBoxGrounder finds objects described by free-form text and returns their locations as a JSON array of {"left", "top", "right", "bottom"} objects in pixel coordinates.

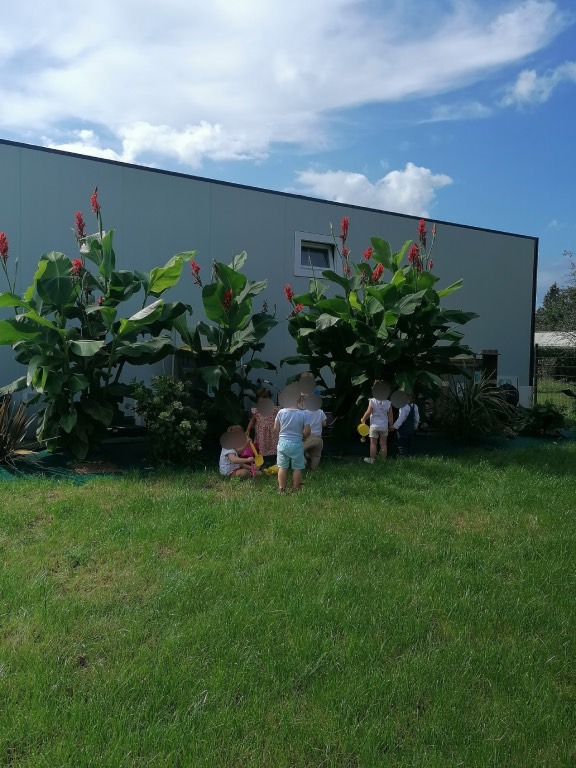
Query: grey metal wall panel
[{"left": 0, "top": 140, "right": 537, "bottom": 398}]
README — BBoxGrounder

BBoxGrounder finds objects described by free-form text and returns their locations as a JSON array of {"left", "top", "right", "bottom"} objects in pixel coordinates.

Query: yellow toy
[{"left": 357, "top": 423, "right": 370, "bottom": 442}]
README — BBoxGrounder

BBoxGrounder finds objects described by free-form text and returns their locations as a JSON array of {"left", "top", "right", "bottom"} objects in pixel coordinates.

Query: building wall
[{"left": 0, "top": 140, "right": 537, "bottom": 402}]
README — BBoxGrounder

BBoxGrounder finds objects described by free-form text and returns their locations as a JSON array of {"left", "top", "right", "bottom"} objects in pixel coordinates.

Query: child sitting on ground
[{"left": 219, "top": 425, "right": 263, "bottom": 479}]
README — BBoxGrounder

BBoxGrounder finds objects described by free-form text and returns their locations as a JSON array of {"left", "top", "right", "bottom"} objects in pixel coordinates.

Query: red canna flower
[
  {"left": 284, "top": 284, "right": 295, "bottom": 302},
  {"left": 71, "top": 258, "right": 83, "bottom": 276},
  {"left": 98, "top": 296, "right": 104, "bottom": 306},
  {"left": 0, "top": 232, "right": 8, "bottom": 264},
  {"left": 223, "top": 288, "right": 233, "bottom": 310},
  {"left": 190, "top": 259, "right": 202, "bottom": 286},
  {"left": 75, "top": 211, "right": 86, "bottom": 240},
  {"left": 342, "top": 246, "right": 350, "bottom": 258},
  {"left": 293, "top": 303, "right": 304, "bottom": 314},
  {"left": 363, "top": 247, "right": 373, "bottom": 261},
  {"left": 431, "top": 223, "right": 436, "bottom": 237},
  {"left": 343, "top": 262, "right": 351, "bottom": 276},
  {"left": 372, "top": 263, "right": 384, "bottom": 282},
  {"left": 91, "top": 187, "right": 101, "bottom": 216},
  {"left": 428, "top": 260, "right": 434, "bottom": 271},
  {"left": 339, "top": 216, "right": 349, "bottom": 243},
  {"left": 408, "top": 244, "right": 419, "bottom": 264},
  {"left": 417, "top": 218, "right": 427, "bottom": 247}
]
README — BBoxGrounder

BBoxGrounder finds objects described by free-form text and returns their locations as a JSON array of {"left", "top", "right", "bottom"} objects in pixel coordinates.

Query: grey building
[{"left": 0, "top": 139, "right": 537, "bottom": 405}]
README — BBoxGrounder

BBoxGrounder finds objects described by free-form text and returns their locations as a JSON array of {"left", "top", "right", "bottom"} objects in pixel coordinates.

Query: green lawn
[{"left": 1, "top": 445, "right": 575, "bottom": 767}]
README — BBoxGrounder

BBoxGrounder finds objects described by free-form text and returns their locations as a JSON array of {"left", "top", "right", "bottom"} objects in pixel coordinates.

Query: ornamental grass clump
[{"left": 0, "top": 394, "right": 35, "bottom": 467}]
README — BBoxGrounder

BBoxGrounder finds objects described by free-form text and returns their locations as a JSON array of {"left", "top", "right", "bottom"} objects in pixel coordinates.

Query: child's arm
[
  {"left": 388, "top": 404, "right": 394, "bottom": 429},
  {"left": 228, "top": 451, "right": 254, "bottom": 466},
  {"left": 360, "top": 402, "right": 373, "bottom": 423},
  {"left": 303, "top": 424, "right": 311, "bottom": 440},
  {"left": 246, "top": 413, "right": 256, "bottom": 435}
]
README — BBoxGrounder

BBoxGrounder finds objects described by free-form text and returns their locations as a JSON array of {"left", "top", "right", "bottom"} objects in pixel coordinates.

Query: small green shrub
[
  {"left": 0, "top": 395, "right": 35, "bottom": 466},
  {"left": 438, "top": 375, "right": 515, "bottom": 440},
  {"left": 517, "top": 402, "right": 565, "bottom": 437},
  {"left": 131, "top": 376, "right": 207, "bottom": 466}
]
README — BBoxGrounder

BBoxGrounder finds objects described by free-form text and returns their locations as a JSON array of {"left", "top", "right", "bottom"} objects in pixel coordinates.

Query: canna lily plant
[
  {"left": 0, "top": 189, "right": 194, "bottom": 459},
  {"left": 175, "top": 251, "right": 277, "bottom": 432},
  {"left": 283, "top": 217, "right": 478, "bottom": 431}
]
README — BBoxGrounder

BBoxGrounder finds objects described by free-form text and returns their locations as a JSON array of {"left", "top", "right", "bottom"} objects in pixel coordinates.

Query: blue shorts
[{"left": 277, "top": 438, "right": 305, "bottom": 470}]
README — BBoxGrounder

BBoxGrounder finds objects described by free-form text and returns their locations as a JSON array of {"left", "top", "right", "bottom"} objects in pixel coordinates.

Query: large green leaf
[
  {"left": 0, "top": 292, "right": 33, "bottom": 311},
  {"left": 201, "top": 284, "right": 227, "bottom": 323},
  {"left": 113, "top": 337, "right": 174, "bottom": 362},
  {"left": 108, "top": 270, "right": 143, "bottom": 302},
  {"left": 69, "top": 374, "right": 90, "bottom": 393},
  {"left": 393, "top": 240, "right": 412, "bottom": 268},
  {"left": 371, "top": 237, "right": 394, "bottom": 270},
  {"left": 148, "top": 254, "right": 189, "bottom": 297},
  {"left": 0, "top": 376, "right": 27, "bottom": 396},
  {"left": 199, "top": 365, "right": 227, "bottom": 387},
  {"left": 213, "top": 261, "right": 247, "bottom": 294},
  {"left": 81, "top": 397, "right": 114, "bottom": 426},
  {"left": 0, "top": 318, "right": 42, "bottom": 344},
  {"left": 35, "top": 252, "right": 75, "bottom": 307},
  {"left": 321, "top": 269, "right": 351, "bottom": 292},
  {"left": 316, "top": 314, "right": 341, "bottom": 331},
  {"left": 60, "top": 408, "right": 78, "bottom": 434},
  {"left": 437, "top": 279, "right": 464, "bottom": 297},
  {"left": 228, "top": 251, "right": 248, "bottom": 272},
  {"left": 69, "top": 340, "right": 106, "bottom": 357},
  {"left": 117, "top": 300, "right": 164, "bottom": 337},
  {"left": 236, "top": 279, "right": 268, "bottom": 305},
  {"left": 98, "top": 230, "right": 116, "bottom": 280}
]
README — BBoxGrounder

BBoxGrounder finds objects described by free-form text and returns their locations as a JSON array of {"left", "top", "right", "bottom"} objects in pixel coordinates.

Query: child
[
  {"left": 360, "top": 384, "right": 393, "bottom": 464},
  {"left": 246, "top": 387, "right": 279, "bottom": 458},
  {"left": 274, "top": 401, "right": 311, "bottom": 492},
  {"left": 390, "top": 396, "right": 420, "bottom": 456},
  {"left": 303, "top": 406, "right": 327, "bottom": 470},
  {"left": 219, "top": 425, "right": 263, "bottom": 478}
]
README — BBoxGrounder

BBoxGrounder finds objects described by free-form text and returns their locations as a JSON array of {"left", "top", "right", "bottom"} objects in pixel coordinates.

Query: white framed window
[{"left": 294, "top": 231, "right": 336, "bottom": 277}]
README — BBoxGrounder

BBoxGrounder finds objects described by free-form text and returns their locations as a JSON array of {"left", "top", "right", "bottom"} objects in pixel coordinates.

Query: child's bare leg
[
  {"left": 233, "top": 468, "right": 252, "bottom": 478},
  {"left": 292, "top": 469, "right": 303, "bottom": 490},
  {"left": 278, "top": 467, "right": 288, "bottom": 491},
  {"left": 379, "top": 435, "right": 388, "bottom": 459},
  {"left": 369, "top": 437, "right": 378, "bottom": 460}
]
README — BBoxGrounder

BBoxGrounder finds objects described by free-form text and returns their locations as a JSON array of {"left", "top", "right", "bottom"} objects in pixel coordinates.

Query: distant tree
[{"left": 535, "top": 251, "right": 576, "bottom": 331}]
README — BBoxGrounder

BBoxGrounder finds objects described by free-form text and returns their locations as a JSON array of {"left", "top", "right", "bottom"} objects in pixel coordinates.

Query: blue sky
[{"left": 1, "top": 0, "right": 574, "bottom": 303}]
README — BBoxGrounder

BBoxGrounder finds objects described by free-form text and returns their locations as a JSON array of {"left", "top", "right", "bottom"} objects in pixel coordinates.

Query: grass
[
  {"left": 1, "top": 444, "right": 575, "bottom": 767},
  {"left": 536, "top": 376, "right": 576, "bottom": 421}
]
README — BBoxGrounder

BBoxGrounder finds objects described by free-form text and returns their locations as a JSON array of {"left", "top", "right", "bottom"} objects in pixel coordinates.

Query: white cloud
[
  {"left": 502, "top": 61, "right": 576, "bottom": 106},
  {"left": 44, "top": 130, "right": 123, "bottom": 162},
  {"left": 292, "top": 163, "right": 453, "bottom": 217},
  {"left": 425, "top": 101, "right": 492, "bottom": 123},
  {"left": 0, "top": 0, "right": 570, "bottom": 168}
]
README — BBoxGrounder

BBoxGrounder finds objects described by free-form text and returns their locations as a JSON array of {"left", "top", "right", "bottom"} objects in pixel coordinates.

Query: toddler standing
[
  {"left": 274, "top": 402, "right": 311, "bottom": 492},
  {"left": 246, "top": 387, "right": 279, "bottom": 458},
  {"left": 360, "top": 385, "right": 393, "bottom": 464}
]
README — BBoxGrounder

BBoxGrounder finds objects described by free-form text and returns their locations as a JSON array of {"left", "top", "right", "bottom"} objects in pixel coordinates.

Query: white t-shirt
[
  {"left": 275, "top": 408, "right": 310, "bottom": 440},
  {"left": 369, "top": 398, "right": 391, "bottom": 428},
  {"left": 305, "top": 409, "right": 327, "bottom": 436},
  {"left": 219, "top": 448, "right": 238, "bottom": 476}
]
